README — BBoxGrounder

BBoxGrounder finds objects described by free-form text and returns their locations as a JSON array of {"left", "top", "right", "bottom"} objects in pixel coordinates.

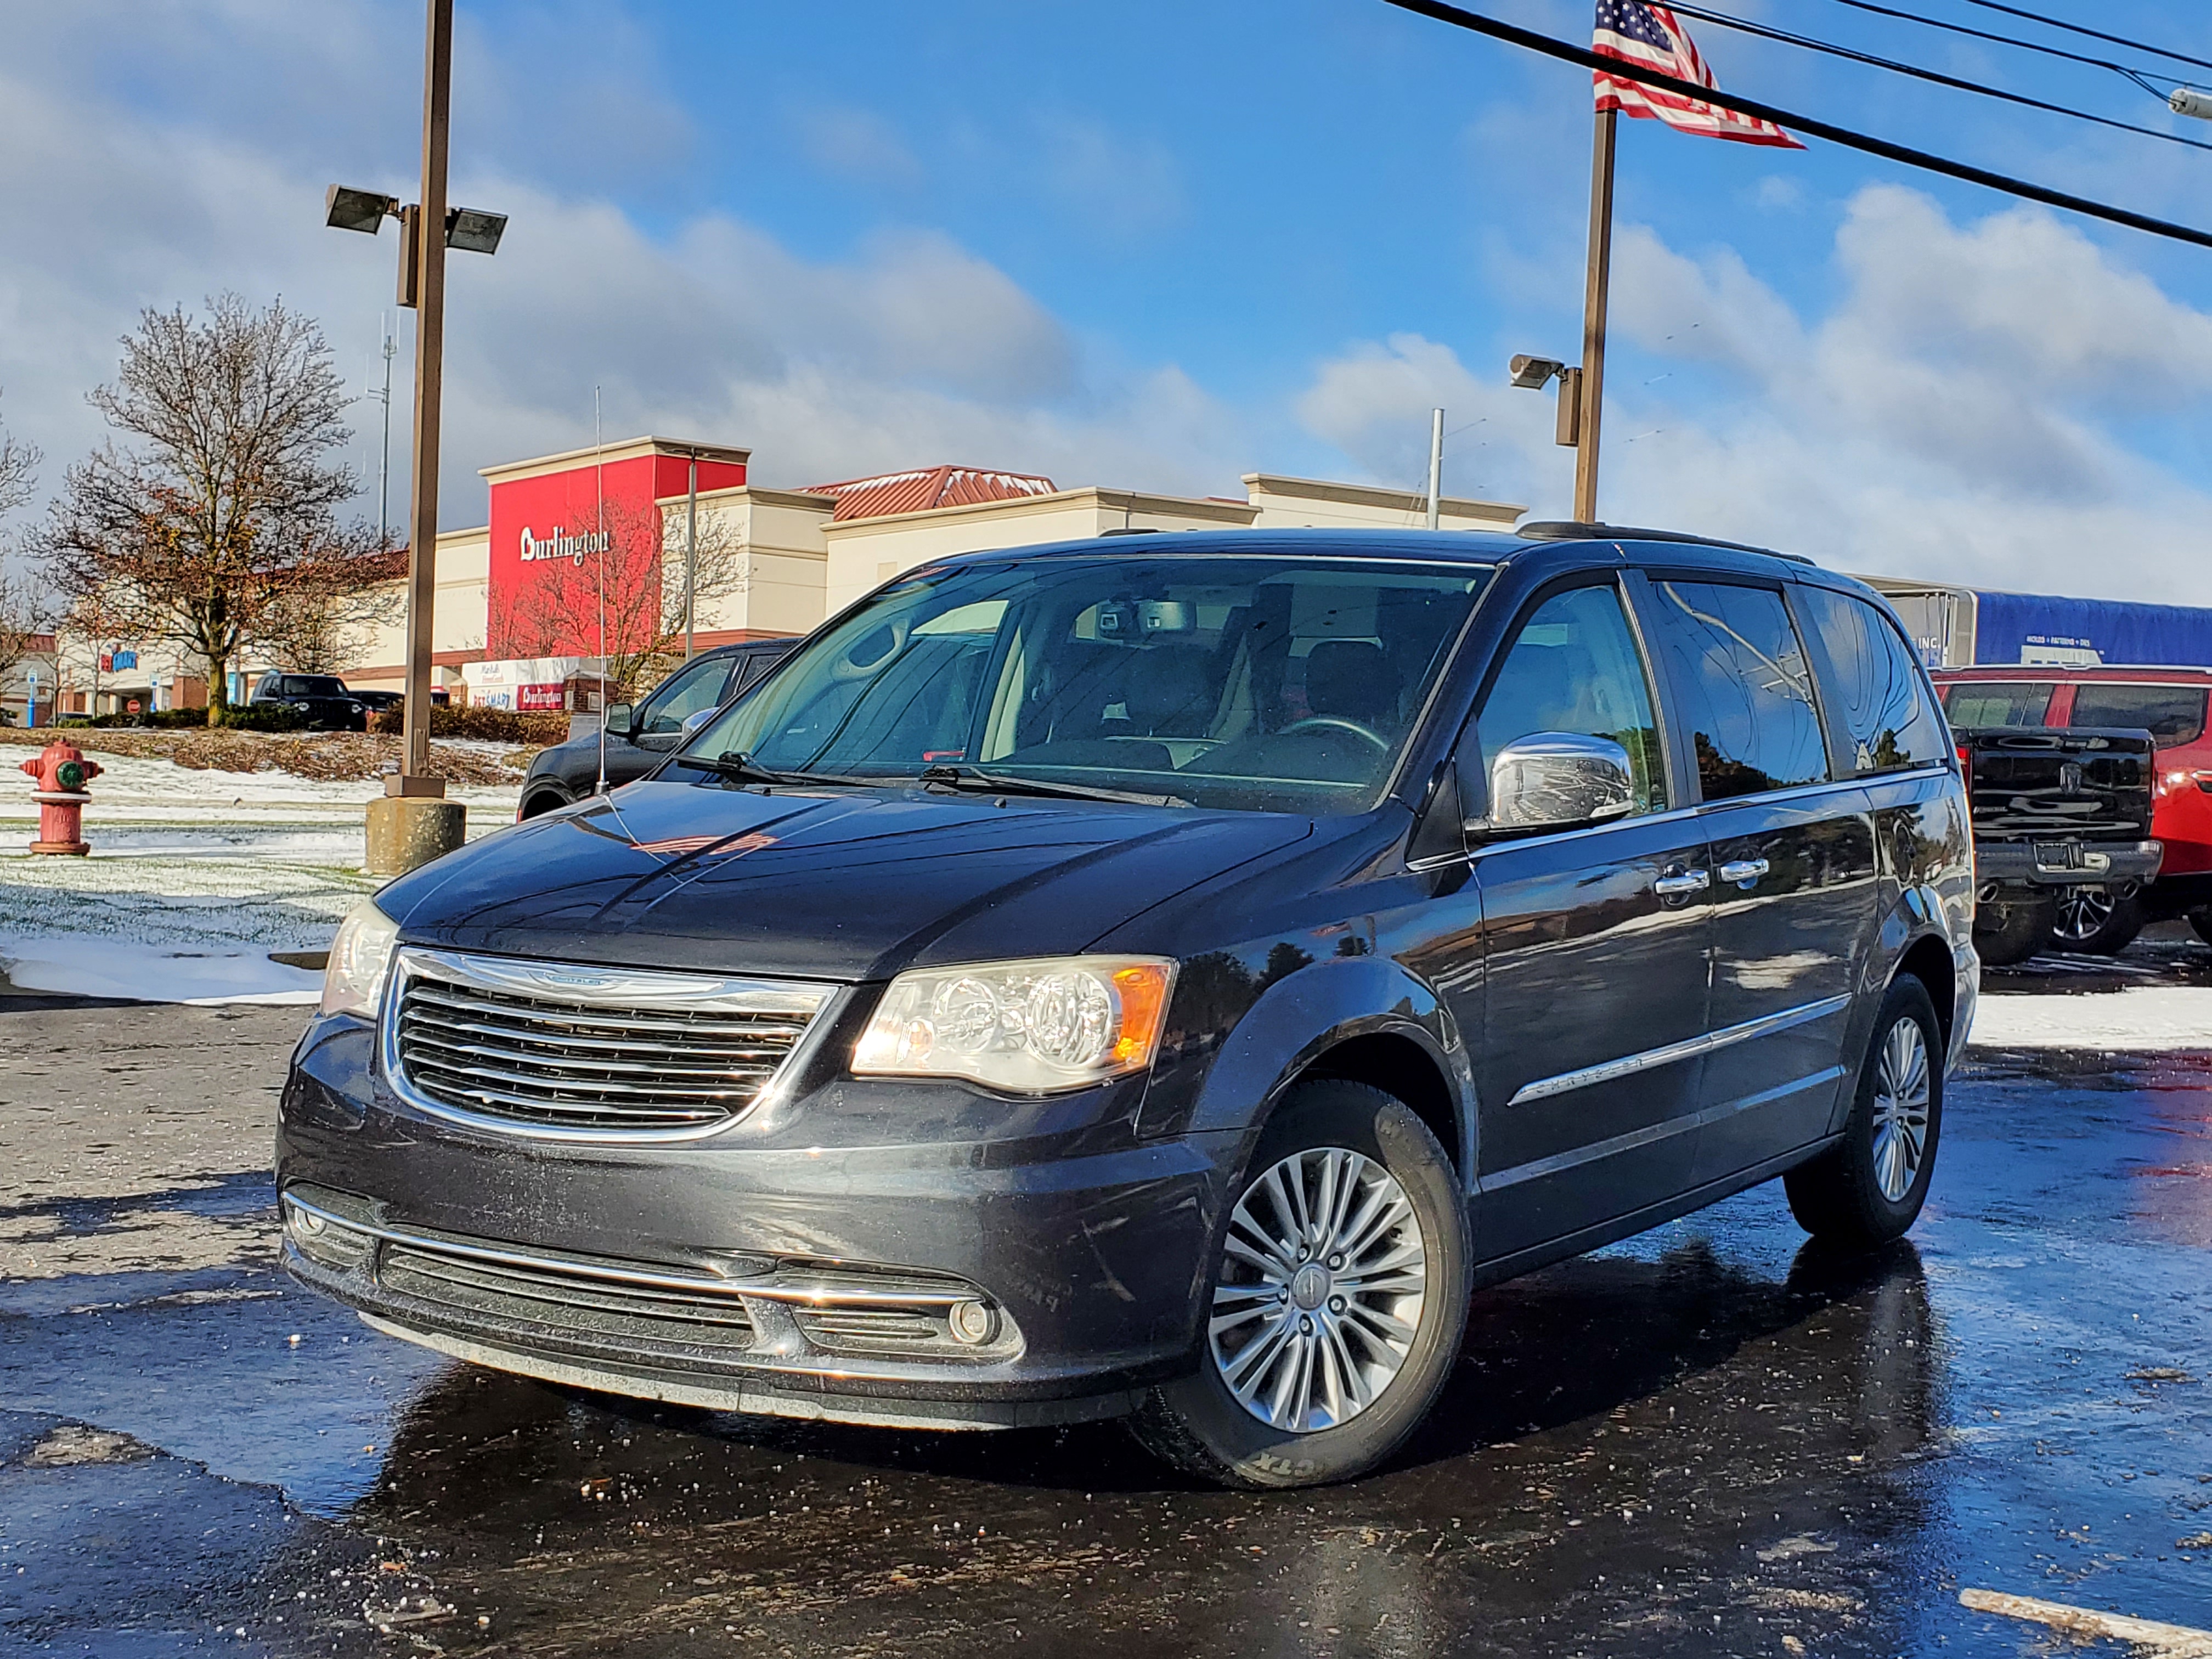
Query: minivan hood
[{"left": 380, "top": 778, "right": 1313, "bottom": 981}]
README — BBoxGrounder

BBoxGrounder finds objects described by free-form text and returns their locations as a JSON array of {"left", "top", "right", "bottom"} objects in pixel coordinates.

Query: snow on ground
[
  {"left": 0, "top": 751, "right": 521, "bottom": 1003},
  {"left": 1967, "top": 985, "right": 2212, "bottom": 1052}
]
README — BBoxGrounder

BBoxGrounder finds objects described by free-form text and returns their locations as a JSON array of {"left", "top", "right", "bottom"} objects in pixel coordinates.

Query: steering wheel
[{"left": 1279, "top": 716, "right": 1389, "bottom": 751}]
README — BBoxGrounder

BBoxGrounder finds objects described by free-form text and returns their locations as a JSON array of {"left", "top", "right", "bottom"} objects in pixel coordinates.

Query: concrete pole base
[{"left": 365, "top": 795, "right": 466, "bottom": 877}]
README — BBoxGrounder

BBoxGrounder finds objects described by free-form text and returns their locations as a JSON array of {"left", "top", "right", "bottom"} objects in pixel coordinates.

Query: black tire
[
  {"left": 2190, "top": 906, "right": 2212, "bottom": 949},
  {"left": 518, "top": 789, "right": 570, "bottom": 820},
  {"left": 1126, "top": 1079, "right": 1470, "bottom": 1489},
  {"left": 1785, "top": 976, "right": 1943, "bottom": 1249},
  {"left": 1973, "top": 896, "right": 2053, "bottom": 968},
  {"left": 2048, "top": 885, "right": 2143, "bottom": 956}
]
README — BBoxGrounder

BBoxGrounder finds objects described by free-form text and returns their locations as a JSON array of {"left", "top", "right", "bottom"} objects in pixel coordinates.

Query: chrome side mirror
[
  {"left": 681, "top": 708, "right": 715, "bottom": 734},
  {"left": 1483, "top": 732, "right": 1636, "bottom": 833}
]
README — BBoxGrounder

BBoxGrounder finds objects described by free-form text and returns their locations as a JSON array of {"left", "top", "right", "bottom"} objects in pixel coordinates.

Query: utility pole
[
  {"left": 1425, "top": 408, "right": 1444, "bottom": 531},
  {"left": 375, "top": 319, "right": 397, "bottom": 546},
  {"left": 397, "top": 0, "right": 452, "bottom": 794},
  {"left": 1574, "top": 108, "right": 1620, "bottom": 524},
  {"left": 685, "top": 453, "right": 699, "bottom": 658}
]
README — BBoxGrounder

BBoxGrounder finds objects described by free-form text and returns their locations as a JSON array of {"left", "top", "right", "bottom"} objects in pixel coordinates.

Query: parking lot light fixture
[
  {"left": 325, "top": 185, "right": 400, "bottom": 234},
  {"left": 1509, "top": 353, "right": 1584, "bottom": 448}
]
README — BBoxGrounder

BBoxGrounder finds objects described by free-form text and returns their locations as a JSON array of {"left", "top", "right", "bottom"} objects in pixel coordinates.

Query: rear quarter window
[
  {"left": 1793, "top": 585, "right": 1950, "bottom": 771},
  {"left": 2069, "top": 684, "right": 2209, "bottom": 745}
]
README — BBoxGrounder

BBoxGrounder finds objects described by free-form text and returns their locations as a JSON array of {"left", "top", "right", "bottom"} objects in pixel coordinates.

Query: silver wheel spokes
[
  {"left": 1870, "top": 1017, "right": 1932, "bottom": 1203},
  {"left": 2055, "top": 887, "right": 2113, "bottom": 943},
  {"left": 1209, "top": 1147, "right": 1427, "bottom": 1434}
]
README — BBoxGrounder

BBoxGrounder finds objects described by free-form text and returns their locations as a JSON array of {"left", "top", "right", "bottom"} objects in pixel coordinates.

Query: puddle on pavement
[{"left": 7, "top": 1054, "right": 2212, "bottom": 1655}]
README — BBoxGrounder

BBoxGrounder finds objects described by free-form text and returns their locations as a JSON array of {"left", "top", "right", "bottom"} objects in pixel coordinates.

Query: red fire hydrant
[{"left": 20, "top": 739, "right": 103, "bottom": 855}]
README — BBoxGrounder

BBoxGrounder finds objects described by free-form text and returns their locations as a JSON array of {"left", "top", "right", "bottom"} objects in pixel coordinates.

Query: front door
[
  {"left": 1633, "top": 577, "right": 1876, "bottom": 1182},
  {"left": 1458, "top": 579, "right": 1715, "bottom": 1257}
]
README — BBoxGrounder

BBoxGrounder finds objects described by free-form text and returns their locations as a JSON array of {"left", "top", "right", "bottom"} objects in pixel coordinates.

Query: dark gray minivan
[{"left": 280, "top": 525, "right": 1975, "bottom": 1488}]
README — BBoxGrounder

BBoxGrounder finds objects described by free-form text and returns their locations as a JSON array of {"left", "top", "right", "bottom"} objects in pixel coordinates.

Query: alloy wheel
[
  {"left": 2053, "top": 886, "right": 2115, "bottom": 945},
  {"left": 1870, "top": 1017, "right": 1932, "bottom": 1204},
  {"left": 1208, "top": 1147, "right": 1428, "bottom": 1433}
]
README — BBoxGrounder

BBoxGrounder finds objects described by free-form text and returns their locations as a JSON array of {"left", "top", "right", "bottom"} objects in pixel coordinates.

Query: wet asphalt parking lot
[{"left": 8, "top": 941, "right": 2212, "bottom": 1658}]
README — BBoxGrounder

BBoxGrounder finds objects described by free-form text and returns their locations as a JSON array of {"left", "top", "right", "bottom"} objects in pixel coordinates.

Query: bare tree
[
  {"left": 40, "top": 295, "right": 371, "bottom": 723},
  {"left": 0, "top": 389, "right": 39, "bottom": 518},
  {"left": 489, "top": 494, "right": 748, "bottom": 702},
  {"left": 254, "top": 546, "right": 408, "bottom": 673},
  {"left": 0, "top": 569, "right": 53, "bottom": 721}
]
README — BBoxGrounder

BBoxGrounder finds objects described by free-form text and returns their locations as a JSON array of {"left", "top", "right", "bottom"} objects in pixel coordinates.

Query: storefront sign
[
  {"left": 518, "top": 525, "right": 612, "bottom": 565},
  {"left": 517, "top": 683, "right": 566, "bottom": 711}
]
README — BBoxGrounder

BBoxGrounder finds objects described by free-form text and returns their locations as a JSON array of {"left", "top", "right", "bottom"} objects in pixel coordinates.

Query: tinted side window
[
  {"left": 1795, "top": 585, "right": 1950, "bottom": 771},
  {"left": 1643, "top": 580, "right": 1827, "bottom": 802},
  {"left": 2070, "top": 684, "right": 2209, "bottom": 744},
  {"left": 1942, "top": 681, "right": 2055, "bottom": 729},
  {"left": 636, "top": 654, "right": 735, "bottom": 736},
  {"left": 1476, "top": 583, "right": 1667, "bottom": 815}
]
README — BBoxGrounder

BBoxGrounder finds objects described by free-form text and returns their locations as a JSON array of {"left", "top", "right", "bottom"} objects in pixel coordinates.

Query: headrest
[
  {"left": 1304, "top": 640, "right": 1397, "bottom": 723},
  {"left": 1124, "top": 646, "right": 1215, "bottom": 735}
]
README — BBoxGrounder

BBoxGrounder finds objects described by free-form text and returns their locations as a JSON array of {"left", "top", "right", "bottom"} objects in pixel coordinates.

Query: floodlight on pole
[
  {"left": 1509, "top": 354, "right": 1583, "bottom": 449},
  {"left": 444, "top": 207, "right": 506, "bottom": 255},
  {"left": 327, "top": 0, "right": 509, "bottom": 875},
  {"left": 325, "top": 184, "right": 399, "bottom": 233},
  {"left": 1509, "top": 354, "right": 1568, "bottom": 390}
]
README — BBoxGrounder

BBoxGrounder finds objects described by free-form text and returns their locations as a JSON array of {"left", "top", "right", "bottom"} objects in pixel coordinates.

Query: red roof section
[{"left": 802, "top": 465, "right": 1057, "bottom": 522}]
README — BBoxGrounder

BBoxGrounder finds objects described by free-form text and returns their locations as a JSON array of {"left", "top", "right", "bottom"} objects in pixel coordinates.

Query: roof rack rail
[{"left": 1515, "top": 520, "right": 1814, "bottom": 565}]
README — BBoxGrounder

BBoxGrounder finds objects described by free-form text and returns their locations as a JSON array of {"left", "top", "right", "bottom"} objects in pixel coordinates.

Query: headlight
[
  {"left": 851, "top": 956, "right": 1176, "bottom": 1093},
  {"left": 322, "top": 900, "right": 399, "bottom": 1019}
]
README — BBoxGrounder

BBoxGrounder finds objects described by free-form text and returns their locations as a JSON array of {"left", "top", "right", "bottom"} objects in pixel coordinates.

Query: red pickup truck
[{"left": 1935, "top": 667, "right": 2212, "bottom": 955}]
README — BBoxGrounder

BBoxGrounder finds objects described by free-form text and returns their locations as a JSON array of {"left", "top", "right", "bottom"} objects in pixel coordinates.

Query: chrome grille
[
  {"left": 387, "top": 948, "right": 832, "bottom": 1139},
  {"left": 380, "top": 1246, "right": 757, "bottom": 1353}
]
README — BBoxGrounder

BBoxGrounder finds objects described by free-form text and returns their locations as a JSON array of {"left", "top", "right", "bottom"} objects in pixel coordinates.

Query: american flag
[{"left": 1593, "top": 1, "right": 1804, "bottom": 148}]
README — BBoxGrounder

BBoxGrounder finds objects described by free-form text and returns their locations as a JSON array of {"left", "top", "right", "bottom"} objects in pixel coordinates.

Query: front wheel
[
  {"left": 1784, "top": 976, "right": 1943, "bottom": 1249},
  {"left": 1127, "top": 1080, "right": 1470, "bottom": 1489}
]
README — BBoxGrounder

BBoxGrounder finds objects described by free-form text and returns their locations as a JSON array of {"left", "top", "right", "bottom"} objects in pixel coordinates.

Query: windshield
[
  {"left": 684, "top": 554, "right": 1492, "bottom": 815},
  {"left": 286, "top": 676, "right": 348, "bottom": 697}
]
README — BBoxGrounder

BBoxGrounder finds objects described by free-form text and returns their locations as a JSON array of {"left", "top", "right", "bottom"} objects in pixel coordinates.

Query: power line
[
  {"left": 1663, "top": 2, "right": 2212, "bottom": 153},
  {"left": 1377, "top": 0, "right": 2212, "bottom": 252},
  {"left": 1957, "top": 0, "right": 2212, "bottom": 79},
  {"left": 1821, "top": 0, "right": 2178, "bottom": 97}
]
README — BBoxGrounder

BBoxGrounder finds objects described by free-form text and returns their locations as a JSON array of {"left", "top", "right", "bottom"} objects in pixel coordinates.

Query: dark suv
[
  {"left": 280, "top": 527, "right": 1973, "bottom": 1488},
  {"left": 249, "top": 672, "right": 366, "bottom": 731},
  {"left": 516, "top": 639, "right": 795, "bottom": 820}
]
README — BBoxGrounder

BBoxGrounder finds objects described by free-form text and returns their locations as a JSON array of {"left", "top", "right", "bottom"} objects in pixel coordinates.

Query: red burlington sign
[{"left": 483, "top": 439, "right": 749, "bottom": 658}]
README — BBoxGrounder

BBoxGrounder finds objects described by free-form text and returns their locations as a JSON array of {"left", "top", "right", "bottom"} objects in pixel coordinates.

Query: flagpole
[{"left": 1574, "top": 105, "right": 1617, "bottom": 524}]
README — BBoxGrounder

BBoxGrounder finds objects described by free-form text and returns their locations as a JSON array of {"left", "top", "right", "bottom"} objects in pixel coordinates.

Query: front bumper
[
  {"left": 277, "top": 1015, "right": 1237, "bottom": 1429},
  {"left": 1974, "top": 838, "right": 2162, "bottom": 889}
]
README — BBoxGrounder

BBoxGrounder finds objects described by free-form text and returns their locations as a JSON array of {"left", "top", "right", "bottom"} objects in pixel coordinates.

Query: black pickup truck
[{"left": 1959, "top": 725, "right": 2163, "bottom": 965}]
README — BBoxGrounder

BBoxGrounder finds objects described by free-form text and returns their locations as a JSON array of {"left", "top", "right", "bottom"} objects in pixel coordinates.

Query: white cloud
[
  {"left": 1299, "top": 185, "right": 2212, "bottom": 605},
  {"left": 0, "top": 0, "right": 1243, "bottom": 560}
]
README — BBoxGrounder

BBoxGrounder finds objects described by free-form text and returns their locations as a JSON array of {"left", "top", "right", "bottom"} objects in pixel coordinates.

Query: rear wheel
[
  {"left": 1127, "top": 1080, "right": 1469, "bottom": 1489},
  {"left": 2049, "top": 885, "right": 2143, "bottom": 955},
  {"left": 1785, "top": 976, "right": 1943, "bottom": 1249},
  {"left": 2190, "top": 906, "right": 2212, "bottom": 948},
  {"left": 1973, "top": 896, "right": 2053, "bottom": 967}
]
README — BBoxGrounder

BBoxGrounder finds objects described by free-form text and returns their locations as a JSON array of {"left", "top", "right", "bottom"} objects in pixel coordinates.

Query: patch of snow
[
  {"left": 0, "top": 933, "right": 319, "bottom": 1005},
  {"left": 1970, "top": 986, "right": 2212, "bottom": 1053}
]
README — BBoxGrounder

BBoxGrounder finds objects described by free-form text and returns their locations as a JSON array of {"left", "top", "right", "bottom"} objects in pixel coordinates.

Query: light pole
[{"left": 324, "top": 0, "right": 506, "bottom": 875}]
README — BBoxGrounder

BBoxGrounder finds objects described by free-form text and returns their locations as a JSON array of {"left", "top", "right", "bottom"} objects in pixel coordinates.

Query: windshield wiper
[
  {"left": 673, "top": 752, "right": 873, "bottom": 789},
  {"left": 916, "top": 764, "right": 1189, "bottom": 809}
]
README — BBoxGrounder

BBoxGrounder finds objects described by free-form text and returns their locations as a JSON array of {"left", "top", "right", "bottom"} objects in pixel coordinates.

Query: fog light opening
[{"left": 948, "top": 1299, "right": 998, "bottom": 1346}]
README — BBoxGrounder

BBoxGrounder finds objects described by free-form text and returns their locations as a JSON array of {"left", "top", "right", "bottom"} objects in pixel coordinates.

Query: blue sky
[{"left": 3, "top": 0, "right": 2211, "bottom": 598}]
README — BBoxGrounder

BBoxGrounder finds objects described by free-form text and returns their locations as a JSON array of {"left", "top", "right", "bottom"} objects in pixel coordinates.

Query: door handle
[
  {"left": 1652, "top": 868, "right": 1711, "bottom": 897},
  {"left": 1719, "top": 857, "right": 1770, "bottom": 887}
]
